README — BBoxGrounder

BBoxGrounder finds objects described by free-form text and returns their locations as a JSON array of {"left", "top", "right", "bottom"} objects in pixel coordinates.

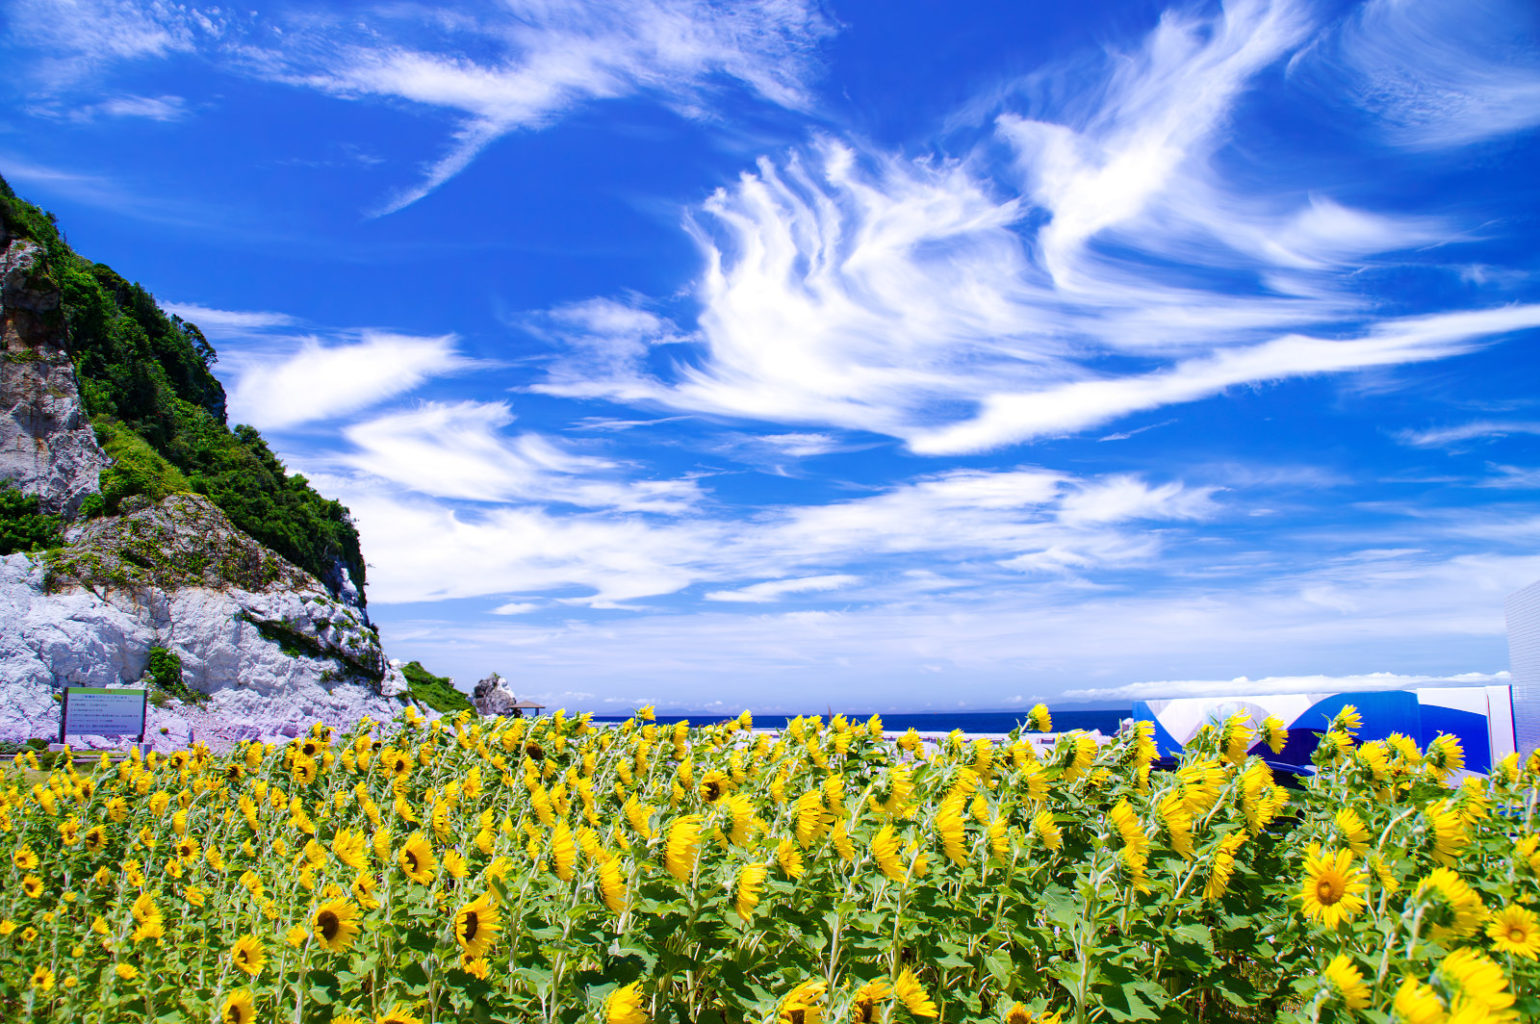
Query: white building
[{"left": 1508, "top": 579, "right": 1540, "bottom": 757}]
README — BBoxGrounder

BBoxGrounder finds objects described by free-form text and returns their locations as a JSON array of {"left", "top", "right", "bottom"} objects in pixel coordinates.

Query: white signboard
[{"left": 61, "top": 687, "right": 148, "bottom": 741}]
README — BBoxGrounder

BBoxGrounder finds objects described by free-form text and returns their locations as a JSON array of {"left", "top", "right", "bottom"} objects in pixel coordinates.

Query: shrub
[
  {"left": 400, "top": 660, "right": 475, "bottom": 714},
  {"left": 0, "top": 483, "right": 61, "bottom": 555}
]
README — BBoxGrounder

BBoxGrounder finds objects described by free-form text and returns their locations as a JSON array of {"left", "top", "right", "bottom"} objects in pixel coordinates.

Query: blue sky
[{"left": 3, "top": 0, "right": 1538, "bottom": 713}]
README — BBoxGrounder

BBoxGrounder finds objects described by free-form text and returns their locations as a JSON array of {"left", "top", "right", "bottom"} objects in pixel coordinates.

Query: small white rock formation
[
  {"left": 0, "top": 231, "right": 109, "bottom": 516},
  {"left": 0, "top": 494, "right": 408, "bottom": 750},
  {"left": 472, "top": 672, "right": 519, "bottom": 716}
]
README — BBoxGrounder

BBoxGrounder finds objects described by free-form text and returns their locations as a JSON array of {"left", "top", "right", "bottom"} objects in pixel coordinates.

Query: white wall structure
[{"left": 1508, "top": 579, "right": 1540, "bottom": 758}]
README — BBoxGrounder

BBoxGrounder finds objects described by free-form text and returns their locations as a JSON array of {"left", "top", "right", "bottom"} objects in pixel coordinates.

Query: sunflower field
[{"left": 1, "top": 702, "right": 1537, "bottom": 1024}]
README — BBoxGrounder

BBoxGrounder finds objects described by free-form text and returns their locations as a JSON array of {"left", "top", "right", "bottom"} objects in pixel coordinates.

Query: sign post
[{"left": 59, "top": 687, "right": 149, "bottom": 746}]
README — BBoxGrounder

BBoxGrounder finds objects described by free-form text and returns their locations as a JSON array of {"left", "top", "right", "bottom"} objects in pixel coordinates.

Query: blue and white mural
[{"left": 1134, "top": 686, "right": 1517, "bottom": 775}]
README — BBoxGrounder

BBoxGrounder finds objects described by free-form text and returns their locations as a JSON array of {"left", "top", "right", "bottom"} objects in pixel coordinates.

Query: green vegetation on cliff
[
  {"left": 0, "top": 482, "right": 61, "bottom": 556},
  {"left": 399, "top": 660, "right": 475, "bottom": 714},
  {"left": 0, "top": 174, "right": 366, "bottom": 598}
]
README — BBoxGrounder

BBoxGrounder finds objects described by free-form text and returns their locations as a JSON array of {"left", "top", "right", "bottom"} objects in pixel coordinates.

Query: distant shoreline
[{"left": 588, "top": 708, "right": 1130, "bottom": 735}]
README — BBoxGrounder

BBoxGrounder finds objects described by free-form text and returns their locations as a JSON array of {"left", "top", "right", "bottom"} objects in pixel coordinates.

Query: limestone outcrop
[
  {"left": 0, "top": 230, "right": 108, "bottom": 516},
  {"left": 472, "top": 672, "right": 519, "bottom": 716},
  {"left": 0, "top": 494, "right": 409, "bottom": 749}
]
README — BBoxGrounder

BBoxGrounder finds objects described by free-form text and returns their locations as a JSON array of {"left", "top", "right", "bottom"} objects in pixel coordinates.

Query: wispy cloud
[
  {"left": 1301, "top": 0, "right": 1540, "bottom": 149},
  {"left": 6, "top": 0, "right": 834, "bottom": 212},
  {"left": 53, "top": 93, "right": 190, "bottom": 122},
  {"left": 159, "top": 302, "right": 298, "bottom": 335},
  {"left": 328, "top": 463, "right": 1220, "bottom": 607},
  {"left": 375, "top": 543, "right": 1539, "bottom": 708},
  {"left": 1395, "top": 420, "right": 1540, "bottom": 449},
  {"left": 534, "top": 0, "right": 1535, "bottom": 452},
  {"left": 339, "top": 400, "right": 704, "bottom": 513},
  {"left": 224, "top": 331, "right": 476, "bottom": 430},
  {"left": 705, "top": 574, "right": 860, "bottom": 603},
  {"left": 913, "top": 306, "right": 1540, "bottom": 454},
  {"left": 5, "top": 0, "right": 225, "bottom": 87}
]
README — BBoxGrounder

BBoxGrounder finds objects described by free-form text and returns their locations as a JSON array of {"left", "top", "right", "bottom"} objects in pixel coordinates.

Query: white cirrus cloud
[
  {"left": 1395, "top": 420, "right": 1540, "bottom": 449},
  {"left": 318, "top": 463, "right": 1220, "bottom": 609},
  {"left": 704, "top": 574, "right": 860, "bottom": 603},
  {"left": 225, "top": 331, "right": 475, "bottom": 430},
  {"left": 911, "top": 305, "right": 1540, "bottom": 454},
  {"left": 159, "top": 302, "right": 298, "bottom": 335},
  {"left": 533, "top": 0, "right": 1534, "bottom": 453},
  {"left": 247, "top": 0, "right": 834, "bottom": 213},
  {"left": 8, "top": 0, "right": 834, "bottom": 211},
  {"left": 340, "top": 400, "right": 704, "bottom": 513},
  {"left": 1299, "top": 0, "right": 1540, "bottom": 149}
]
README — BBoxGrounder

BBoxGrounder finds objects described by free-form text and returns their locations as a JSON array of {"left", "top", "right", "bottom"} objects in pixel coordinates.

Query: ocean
[{"left": 589, "top": 708, "right": 1128, "bottom": 736}]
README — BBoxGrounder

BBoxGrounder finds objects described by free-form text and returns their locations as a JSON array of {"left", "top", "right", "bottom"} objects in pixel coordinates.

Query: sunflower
[
  {"left": 284, "top": 925, "right": 308, "bottom": 948},
  {"left": 372, "top": 1008, "right": 426, "bottom": 1024},
  {"left": 220, "top": 989, "right": 255, "bottom": 1024},
  {"left": 131, "top": 892, "right": 165, "bottom": 942},
  {"left": 1426, "top": 802, "right": 1468, "bottom": 865},
  {"left": 606, "top": 981, "right": 649, "bottom": 1024},
  {"left": 780, "top": 979, "right": 828, "bottom": 1024},
  {"left": 734, "top": 862, "right": 768, "bottom": 921},
  {"left": 1331, "top": 705, "right": 1363, "bottom": 735},
  {"left": 698, "top": 770, "right": 731, "bottom": 804},
  {"left": 1063, "top": 732, "right": 1097, "bottom": 781},
  {"left": 1368, "top": 855, "right": 1399, "bottom": 895},
  {"left": 872, "top": 824, "right": 906, "bottom": 881},
  {"left": 30, "top": 965, "right": 54, "bottom": 991},
  {"left": 1416, "top": 867, "right": 1488, "bottom": 941},
  {"left": 1298, "top": 847, "right": 1367, "bottom": 927},
  {"left": 894, "top": 969, "right": 938, "bottom": 1019},
  {"left": 230, "top": 934, "right": 266, "bottom": 977},
  {"left": 935, "top": 802, "right": 969, "bottom": 866},
  {"left": 176, "top": 836, "right": 201, "bottom": 863},
  {"left": 1334, "top": 808, "right": 1370, "bottom": 856},
  {"left": 1322, "top": 955, "right": 1369, "bottom": 1010},
  {"left": 399, "top": 832, "right": 437, "bottom": 884},
  {"left": 1425, "top": 733, "right": 1466, "bottom": 781},
  {"left": 850, "top": 979, "right": 892, "bottom": 1023},
  {"left": 776, "top": 837, "right": 805, "bottom": 881},
  {"left": 21, "top": 875, "right": 43, "bottom": 898},
  {"left": 664, "top": 815, "right": 704, "bottom": 883},
  {"left": 115, "top": 963, "right": 139, "bottom": 981},
  {"left": 331, "top": 828, "right": 368, "bottom": 871},
  {"left": 551, "top": 821, "right": 578, "bottom": 882},
  {"left": 1391, "top": 976, "right": 1444, "bottom": 1024},
  {"left": 1260, "top": 715, "right": 1288, "bottom": 755},
  {"left": 1026, "top": 704, "right": 1052, "bottom": 732},
  {"left": 795, "top": 790, "right": 826, "bottom": 849},
  {"left": 290, "top": 756, "right": 317, "bottom": 785},
  {"left": 1438, "top": 947, "right": 1517, "bottom": 1020},
  {"left": 1004, "top": 1007, "right": 1062, "bottom": 1024},
  {"left": 1108, "top": 799, "right": 1150, "bottom": 883},
  {"left": 83, "top": 826, "right": 107, "bottom": 852},
  {"left": 1219, "top": 712, "right": 1253, "bottom": 764},
  {"left": 1033, "top": 810, "right": 1063, "bottom": 852},
  {"left": 453, "top": 892, "right": 501, "bottom": 959},
  {"left": 598, "top": 856, "right": 627, "bottom": 914},
  {"left": 1487, "top": 904, "right": 1540, "bottom": 959},
  {"left": 311, "top": 898, "right": 361, "bottom": 953}
]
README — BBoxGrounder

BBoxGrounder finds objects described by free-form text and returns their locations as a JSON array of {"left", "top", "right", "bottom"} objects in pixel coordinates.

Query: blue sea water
[{"left": 589, "top": 709, "right": 1128, "bottom": 735}]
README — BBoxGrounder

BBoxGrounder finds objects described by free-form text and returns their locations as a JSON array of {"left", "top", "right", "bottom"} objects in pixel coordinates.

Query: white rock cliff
[{"left": 0, "top": 495, "right": 410, "bottom": 749}]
